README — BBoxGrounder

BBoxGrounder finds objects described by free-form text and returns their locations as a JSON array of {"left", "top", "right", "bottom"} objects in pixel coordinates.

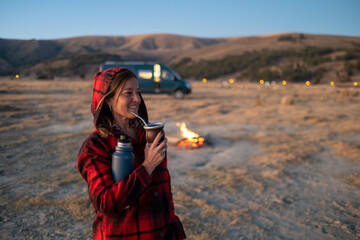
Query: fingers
[
  {"left": 151, "top": 132, "right": 163, "bottom": 148},
  {"left": 143, "top": 137, "right": 167, "bottom": 175},
  {"left": 148, "top": 134, "right": 167, "bottom": 159},
  {"left": 155, "top": 137, "right": 168, "bottom": 152},
  {"left": 157, "top": 139, "right": 166, "bottom": 149}
]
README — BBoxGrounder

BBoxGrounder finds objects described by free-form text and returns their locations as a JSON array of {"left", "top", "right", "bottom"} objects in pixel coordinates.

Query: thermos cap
[
  {"left": 117, "top": 134, "right": 132, "bottom": 148},
  {"left": 119, "top": 135, "right": 131, "bottom": 143}
]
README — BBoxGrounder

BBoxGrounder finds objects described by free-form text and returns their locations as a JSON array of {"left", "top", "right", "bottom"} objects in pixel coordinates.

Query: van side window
[
  {"left": 138, "top": 70, "right": 153, "bottom": 79},
  {"left": 162, "top": 70, "right": 175, "bottom": 80}
]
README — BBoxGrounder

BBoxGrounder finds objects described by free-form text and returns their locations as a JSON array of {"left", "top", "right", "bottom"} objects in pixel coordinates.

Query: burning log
[
  {"left": 177, "top": 137, "right": 205, "bottom": 148},
  {"left": 175, "top": 122, "right": 207, "bottom": 149}
]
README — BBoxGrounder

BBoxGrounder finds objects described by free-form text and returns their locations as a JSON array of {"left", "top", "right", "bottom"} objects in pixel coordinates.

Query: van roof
[{"left": 102, "top": 61, "right": 159, "bottom": 65}]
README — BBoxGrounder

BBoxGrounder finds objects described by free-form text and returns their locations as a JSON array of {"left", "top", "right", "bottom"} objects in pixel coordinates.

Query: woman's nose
[{"left": 132, "top": 92, "right": 140, "bottom": 103}]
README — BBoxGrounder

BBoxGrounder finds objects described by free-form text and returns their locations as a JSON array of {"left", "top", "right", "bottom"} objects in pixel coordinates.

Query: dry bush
[
  {"left": 255, "top": 95, "right": 263, "bottom": 106},
  {"left": 260, "top": 169, "right": 283, "bottom": 179},
  {"left": 173, "top": 186, "right": 249, "bottom": 240},
  {"left": 15, "top": 193, "right": 93, "bottom": 222},
  {"left": 328, "top": 141, "right": 360, "bottom": 160},
  {"left": 340, "top": 174, "right": 360, "bottom": 188},
  {"left": 250, "top": 131, "right": 295, "bottom": 145},
  {"left": 250, "top": 131, "right": 321, "bottom": 166},
  {"left": 188, "top": 166, "right": 263, "bottom": 193},
  {"left": 173, "top": 191, "right": 228, "bottom": 240},
  {"left": 281, "top": 96, "right": 294, "bottom": 105},
  {"left": 252, "top": 152, "right": 300, "bottom": 166},
  {"left": 331, "top": 119, "right": 360, "bottom": 133},
  {"left": 299, "top": 129, "right": 331, "bottom": 142}
]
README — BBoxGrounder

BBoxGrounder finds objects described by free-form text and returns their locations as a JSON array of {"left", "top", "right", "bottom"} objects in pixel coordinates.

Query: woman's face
[{"left": 109, "top": 77, "right": 141, "bottom": 120}]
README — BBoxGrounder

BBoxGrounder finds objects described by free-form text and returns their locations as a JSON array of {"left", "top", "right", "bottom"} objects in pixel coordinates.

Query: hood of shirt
[{"left": 91, "top": 67, "right": 148, "bottom": 126}]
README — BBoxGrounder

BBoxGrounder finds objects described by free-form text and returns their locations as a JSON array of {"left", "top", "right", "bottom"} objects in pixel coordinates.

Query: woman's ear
[
  {"left": 105, "top": 99, "right": 113, "bottom": 112},
  {"left": 105, "top": 98, "right": 112, "bottom": 106}
]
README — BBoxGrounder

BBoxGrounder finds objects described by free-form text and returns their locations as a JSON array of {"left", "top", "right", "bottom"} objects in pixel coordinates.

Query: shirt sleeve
[{"left": 77, "top": 135, "right": 152, "bottom": 218}]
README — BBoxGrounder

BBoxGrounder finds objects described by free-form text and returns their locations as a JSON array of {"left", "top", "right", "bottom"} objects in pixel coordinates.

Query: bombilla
[{"left": 131, "top": 112, "right": 149, "bottom": 127}]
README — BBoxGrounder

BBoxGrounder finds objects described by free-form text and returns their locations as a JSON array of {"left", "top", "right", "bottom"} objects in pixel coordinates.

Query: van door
[
  {"left": 160, "top": 68, "right": 177, "bottom": 93},
  {"left": 136, "top": 66, "right": 155, "bottom": 93}
]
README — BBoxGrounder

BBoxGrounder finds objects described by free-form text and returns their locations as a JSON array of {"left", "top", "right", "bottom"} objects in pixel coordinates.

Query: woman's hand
[{"left": 143, "top": 132, "right": 167, "bottom": 175}]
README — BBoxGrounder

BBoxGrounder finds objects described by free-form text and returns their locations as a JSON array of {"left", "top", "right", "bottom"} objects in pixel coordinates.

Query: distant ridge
[
  {"left": 0, "top": 33, "right": 225, "bottom": 74},
  {"left": 170, "top": 33, "right": 360, "bottom": 63},
  {"left": 0, "top": 33, "right": 359, "bottom": 82}
]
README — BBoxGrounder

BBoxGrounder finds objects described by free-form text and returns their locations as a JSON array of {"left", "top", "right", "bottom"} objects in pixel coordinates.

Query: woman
[{"left": 77, "top": 68, "right": 186, "bottom": 239}]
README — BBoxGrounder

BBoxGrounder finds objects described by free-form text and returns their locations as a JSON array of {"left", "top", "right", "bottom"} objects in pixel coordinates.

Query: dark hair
[{"left": 95, "top": 69, "right": 140, "bottom": 138}]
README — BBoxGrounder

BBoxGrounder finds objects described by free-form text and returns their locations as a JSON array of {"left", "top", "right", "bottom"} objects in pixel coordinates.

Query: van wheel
[{"left": 174, "top": 89, "right": 185, "bottom": 99}]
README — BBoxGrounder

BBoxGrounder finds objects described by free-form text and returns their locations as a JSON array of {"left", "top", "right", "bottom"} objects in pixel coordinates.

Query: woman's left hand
[{"left": 143, "top": 133, "right": 167, "bottom": 175}]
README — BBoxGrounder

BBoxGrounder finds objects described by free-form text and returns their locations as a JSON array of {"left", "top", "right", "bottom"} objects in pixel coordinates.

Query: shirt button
[{"left": 154, "top": 191, "right": 159, "bottom": 197}]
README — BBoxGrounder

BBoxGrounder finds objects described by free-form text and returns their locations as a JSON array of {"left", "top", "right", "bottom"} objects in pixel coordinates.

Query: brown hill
[
  {"left": 56, "top": 33, "right": 224, "bottom": 53},
  {"left": 170, "top": 33, "right": 360, "bottom": 63},
  {"left": 0, "top": 33, "right": 359, "bottom": 82},
  {"left": 0, "top": 33, "right": 225, "bottom": 76},
  {"left": 0, "top": 39, "right": 62, "bottom": 71}
]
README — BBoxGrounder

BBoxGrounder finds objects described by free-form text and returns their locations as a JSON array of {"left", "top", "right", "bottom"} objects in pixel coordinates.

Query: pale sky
[{"left": 0, "top": 0, "right": 359, "bottom": 40}]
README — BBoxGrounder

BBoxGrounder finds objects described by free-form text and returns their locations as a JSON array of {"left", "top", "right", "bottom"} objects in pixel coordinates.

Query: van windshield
[{"left": 168, "top": 68, "right": 182, "bottom": 80}]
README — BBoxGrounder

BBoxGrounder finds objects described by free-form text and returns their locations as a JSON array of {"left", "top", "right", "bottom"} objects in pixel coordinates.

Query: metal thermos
[{"left": 111, "top": 135, "right": 134, "bottom": 182}]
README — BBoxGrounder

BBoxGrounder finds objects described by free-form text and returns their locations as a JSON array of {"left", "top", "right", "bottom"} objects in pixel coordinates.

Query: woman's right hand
[{"left": 143, "top": 132, "right": 167, "bottom": 175}]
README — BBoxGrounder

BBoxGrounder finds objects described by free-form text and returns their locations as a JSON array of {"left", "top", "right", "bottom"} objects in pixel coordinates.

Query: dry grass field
[{"left": 0, "top": 77, "right": 359, "bottom": 239}]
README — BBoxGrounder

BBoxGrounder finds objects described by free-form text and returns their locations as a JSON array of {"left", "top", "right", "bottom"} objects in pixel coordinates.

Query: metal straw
[{"left": 131, "top": 112, "right": 149, "bottom": 127}]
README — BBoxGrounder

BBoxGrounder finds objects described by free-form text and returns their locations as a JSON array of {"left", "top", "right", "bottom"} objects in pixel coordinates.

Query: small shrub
[
  {"left": 36, "top": 72, "right": 53, "bottom": 80},
  {"left": 281, "top": 96, "right": 294, "bottom": 105},
  {"left": 299, "top": 34, "right": 306, "bottom": 39},
  {"left": 282, "top": 64, "right": 313, "bottom": 82},
  {"left": 313, "top": 67, "right": 327, "bottom": 84},
  {"left": 278, "top": 35, "right": 297, "bottom": 42}
]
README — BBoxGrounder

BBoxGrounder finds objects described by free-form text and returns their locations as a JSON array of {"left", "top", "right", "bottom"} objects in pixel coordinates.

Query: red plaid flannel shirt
[
  {"left": 77, "top": 127, "right": 186, "bottom": 239},
  {"left": 77, "top": 67, "right": 185, "bottom": 239}
]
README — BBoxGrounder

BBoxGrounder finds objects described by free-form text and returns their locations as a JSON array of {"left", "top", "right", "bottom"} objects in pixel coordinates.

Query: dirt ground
[{"left": 0, "top": 77, "right": 359, "bottom": 239}]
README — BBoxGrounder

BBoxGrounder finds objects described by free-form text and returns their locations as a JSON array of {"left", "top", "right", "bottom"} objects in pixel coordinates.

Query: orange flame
[{"left": 176, "top": 122, "right": 204, "bottom": 148}]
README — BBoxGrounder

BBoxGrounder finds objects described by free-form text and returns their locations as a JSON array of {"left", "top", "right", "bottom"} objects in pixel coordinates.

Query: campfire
[{"left": 176, "top": 122, "right": 205, "bottom": 148}]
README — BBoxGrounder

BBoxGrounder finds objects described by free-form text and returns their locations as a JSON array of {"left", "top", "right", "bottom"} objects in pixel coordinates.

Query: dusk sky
[{"left": 0, "top": 0, "right": 359, "bottom": 40}]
